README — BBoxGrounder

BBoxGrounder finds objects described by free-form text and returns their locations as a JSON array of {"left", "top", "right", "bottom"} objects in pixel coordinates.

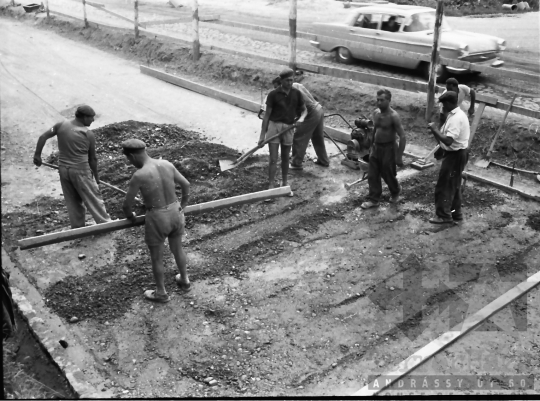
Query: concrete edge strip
[
  {"left": 353, "top": 270, "right": 540, "bottom": 396},
  {"left": 36, "top": 9, "right": 540, "bottom": 120},
  {"left": 463, "top": 171, "right": 540, "bottom": 202}
]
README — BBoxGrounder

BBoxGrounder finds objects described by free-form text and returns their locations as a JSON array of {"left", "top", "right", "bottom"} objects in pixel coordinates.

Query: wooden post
[
  {"left": 289, "top": 0, "right": 297, "bottom": 69},
  {"left": 18, "top": 187, "right": 292, "bottom": 250},
  {"left": 425, "top": 0, "right": 443, "bottom": 120},
  {"left": 134, "top": 0, "right": 139, "bottom": 38},
  {"left": 45, "top": 0, "right": 49, "bottom": 18},
  {"left": 192, "top": 0, "right": 200, "bottom": 61},
  {"left": 82, "top": 0, "right": 88, "bottom": 28}
]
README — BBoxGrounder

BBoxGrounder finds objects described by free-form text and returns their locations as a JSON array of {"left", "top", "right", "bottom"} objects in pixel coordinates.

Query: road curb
[{"left": 2, "top": 247, "right": 112, "bottom": 399}]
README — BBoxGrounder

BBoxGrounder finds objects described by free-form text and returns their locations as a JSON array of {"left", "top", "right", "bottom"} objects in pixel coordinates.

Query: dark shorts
[{"left": 145, "top": 201, "right": 185, "bottom": 246}]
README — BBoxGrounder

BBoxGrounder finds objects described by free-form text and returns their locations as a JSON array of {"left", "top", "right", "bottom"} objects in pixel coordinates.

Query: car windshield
[{"left": 403, "top": 11, "right": 451, "bottom": 32}]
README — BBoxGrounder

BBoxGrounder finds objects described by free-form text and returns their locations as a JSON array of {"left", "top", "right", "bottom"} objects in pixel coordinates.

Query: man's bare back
[{"left": 131, "top": 159, "right": 182, "bottom": 209}]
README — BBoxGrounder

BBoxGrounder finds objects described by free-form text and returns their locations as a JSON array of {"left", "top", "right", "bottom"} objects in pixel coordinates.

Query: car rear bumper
[{"left": 446, "top": 58, "right": 504, "bottom": 74}]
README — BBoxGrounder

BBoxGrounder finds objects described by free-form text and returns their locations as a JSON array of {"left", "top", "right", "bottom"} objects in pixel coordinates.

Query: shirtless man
[
  {"left": 361, "top": 89, "right": 407, "bottom": 209},
  {"left": 122, "top": 139, "right": 191, "bottom": 303}
]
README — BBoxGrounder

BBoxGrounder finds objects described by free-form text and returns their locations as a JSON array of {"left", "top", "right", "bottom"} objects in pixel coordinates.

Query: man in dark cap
[
  {"left": 439, "top": 77, "right": 476, "bottom": 127},
  {"left": 428, "top": 91, "right": 470, "bottom": 224},
  {"left": 259, "top": 68, "right": 307, "bottom": 192},
  {"left": 122, "top": 139, "right": 191, "bottom": 303},
  {"left": 34, "top": 105, "right": 111, "bottom": 228}
]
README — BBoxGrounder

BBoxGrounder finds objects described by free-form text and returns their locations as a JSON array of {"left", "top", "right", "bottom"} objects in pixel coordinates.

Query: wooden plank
[
  {"left": 85, "top": 1, "right": 104, "bottom": 8},
  {"left": 140, "top": 66, "right": 260, "bottom": 112},
  {"left": 18, "top": 187, "right": 292, "bottom": 250},
  {"left": 143, "top": 17, "right": 190, "bottom": 27},
  {"left": 474, "top": 93, "right": 498, "bottom": 106},
  {"left": 462, "top": 171, "right": 540, "bottom": 201},
  {"left": 355, "top": 271, "right": 540, "bottom": 396},
  {"left": 468, "top": 101, "right": 486, "bottom": 146},
  {"left": 212, "top": 19, "right": 315, "bottom": 40},
  {"left": 99, "top": 7, "right": 147, "bottom": 28}
]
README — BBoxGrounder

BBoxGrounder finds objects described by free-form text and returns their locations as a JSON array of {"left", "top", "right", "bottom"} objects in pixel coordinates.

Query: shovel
[
  {"left": 474, "top": 94, "right": 517, "bottom": 168},
  {"left": 218, "top": 124, "right": 296, "bottom": 172}
]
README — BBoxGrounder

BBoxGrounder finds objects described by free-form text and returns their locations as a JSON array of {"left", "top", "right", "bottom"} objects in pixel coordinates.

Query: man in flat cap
[
  {"left": 439, "top": 77, "right": 476, "bottom": 127},
  {"left": 259, "top": 68, "right": 307, "bottom": 192},
  {"left": 428, "top": 91, "right": 470, "bottom": 224},
  {"left": 34, "top": 105, "right": 111, "bottom": 228},
  {"left": 122, "top": 139, "right": 191, "bottom": 303}
]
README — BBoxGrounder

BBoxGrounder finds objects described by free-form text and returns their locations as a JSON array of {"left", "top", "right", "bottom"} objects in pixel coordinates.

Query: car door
[
  {"left": 347, "top": 13, "right": 382, "bottom": 61},
  {"left": 373, "top": 14, "right": 418, "bottom": 68}
]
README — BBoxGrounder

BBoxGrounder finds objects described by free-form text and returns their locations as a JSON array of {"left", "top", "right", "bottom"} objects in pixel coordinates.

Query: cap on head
[
  {"left": 438, "top": 91, "right": 458, "bottom": 104},
  {"left": 445, "top": 77, "right": 459, "bottom": 86},
  {"left": 121, "top": 138, "right": 146, "bottom": 152},
  {"left": 76, "top": 105, "right": 96, "bottom": 117},
  {"left": 279, "top": 68, "right": 294, "bottom": 79}
]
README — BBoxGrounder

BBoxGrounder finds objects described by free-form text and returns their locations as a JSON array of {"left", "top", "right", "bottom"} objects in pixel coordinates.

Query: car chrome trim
[{"left": 309, "top": 40, "right": 320, "bottom": 48}]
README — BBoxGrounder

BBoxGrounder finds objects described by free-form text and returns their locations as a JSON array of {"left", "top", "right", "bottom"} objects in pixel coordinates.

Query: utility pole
[
  {"left": 289, "top": 0, "right": 297, "bottom": 69},
  {"left": 82, "top": 0, "right": 88, "bottom": 28},
  {"left": 426, "top": 0, "right": 443, "bottom": 121},
  {"left": 134, "top": 0, "right": 139, "bottom": 38},
  {"left": 45, "top": 0, "right": 49, "bottom": 18},
  {"left": 192, "top": 0, "right": 200, "bottom": 61}
]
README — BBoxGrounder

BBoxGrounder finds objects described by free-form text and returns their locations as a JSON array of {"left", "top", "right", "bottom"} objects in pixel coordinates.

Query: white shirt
[
  {"left": 440, "top": 107, "right": 470, "bottom": 151},
  {"left": 439, "top": 85, "right": 471, "bottom": 113}
]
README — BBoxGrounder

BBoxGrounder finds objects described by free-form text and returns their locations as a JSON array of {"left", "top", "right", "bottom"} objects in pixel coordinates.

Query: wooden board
[
  {"left": 462, "top": 171, "right": 540, "bottom": 202},
  {"left": 355, "top": 271, "right": 540, "bottom": 396},
  {"left": 18, "top": 187, "right": 292, "bottom": 250},
  {"left": 209, "top": 19, "right": 315, "bottom": 40}
]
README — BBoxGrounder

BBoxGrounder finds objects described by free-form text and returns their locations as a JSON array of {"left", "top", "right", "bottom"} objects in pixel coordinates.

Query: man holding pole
[
  {"left": 259, "top": 68, "right": 307, "bottom": 191},
  {"left": 428, "top": 91, "right": 470, "bottom": 224},
  {"left": 33, "top": 105, "right": 111, "bottom": 229},
  {"left": 439, "top": 77, "right": 476, "bottom": 127},
  {"left": 122, "top": 139, "right": 191, "bottom": 303}
]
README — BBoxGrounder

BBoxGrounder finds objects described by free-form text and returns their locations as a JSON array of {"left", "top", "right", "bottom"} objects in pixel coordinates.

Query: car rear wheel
[
  {"left": 420, "top": 62, "right": 448, "bottom": 83},
  {"left": 335, "top": 47, "right": 354, "bottom": 65}
]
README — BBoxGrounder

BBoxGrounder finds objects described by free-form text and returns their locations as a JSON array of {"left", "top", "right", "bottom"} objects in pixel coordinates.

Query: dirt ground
[{"left": 1, "top": 3, "right": 539, "bottom": 398}]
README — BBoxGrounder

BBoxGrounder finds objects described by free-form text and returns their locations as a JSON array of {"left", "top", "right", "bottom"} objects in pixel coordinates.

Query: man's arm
[
  {"left": 297, "top": 104, "right": 307, "bottom": 123},
  {"left": 122, "top": 175, "right": 141, "bottom": 223},
  {"left": 427, "top": 122, "right": 454, "bottom": 147},
  {"left": 173, "top": 166, "right": 190, "bottom": 210},
  {"left": 393, "top": 112, "right": 407, "bottom": 167},
  {"left": 259, "top": 106, "right": 272, "bottom": 146},
  {"left": 468, "top": 88, "right": 476, "bottom": 116},
  {"left": 33, "top": 124, "right": 59, "bottom": 166},
  {"left": 87, "top": 131, "right": 100, "bottom": 184}
]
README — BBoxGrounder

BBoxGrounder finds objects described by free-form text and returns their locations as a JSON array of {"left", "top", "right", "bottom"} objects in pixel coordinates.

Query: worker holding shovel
[
  {"left": 259, "top": 68, "right": 307, "bottom": 194},
  {"left": 33, "top": 105, "right": 111, "bottom": 228}
]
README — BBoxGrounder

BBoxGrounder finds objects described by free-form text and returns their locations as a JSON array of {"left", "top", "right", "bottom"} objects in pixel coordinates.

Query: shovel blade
[
  {"left": 474, "top": 158, "right": 491, "bottom": 169},
  {"left": 218, "top": 159, "right": 237, "bottom": 171}
]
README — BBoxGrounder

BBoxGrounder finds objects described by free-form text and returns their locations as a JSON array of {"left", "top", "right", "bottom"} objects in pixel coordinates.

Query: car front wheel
[{"left": 335, "top": 47, "right": 354, "bottom": 64}]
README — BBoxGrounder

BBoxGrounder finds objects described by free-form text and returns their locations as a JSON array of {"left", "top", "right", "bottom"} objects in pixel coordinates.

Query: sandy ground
[{"left": 1, "top": 8, "right": 540, "bottom": 399}]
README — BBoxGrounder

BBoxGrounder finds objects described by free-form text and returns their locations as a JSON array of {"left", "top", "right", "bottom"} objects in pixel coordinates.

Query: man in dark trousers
[
  {"left": 122, "top": 139, "right": 191, "bottom": 303},
  {"left": 290, "top": 80, "right": 330, "bottom": 170},
  {"left": 259, "top": 68, "right": 307, "bottom": 192},
  {"left": 33, "top": 105, "right": 111, "bottom": 228},
  {"left": 428, "top": 91, "right": 470, "bottom": 224},
  {"left": 361, "top": 89, "right": 407, "bottom": 209}
]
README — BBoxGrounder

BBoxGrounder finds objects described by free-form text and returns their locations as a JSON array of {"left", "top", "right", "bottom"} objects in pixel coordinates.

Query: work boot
[
  {"left": 452, "top": 213, "right": 463, "bottom": 221},
  {"left": 429, "top": 216, "right": 454, "bottom": 224},
  {"left": 361, "top": 201, "right": 379, "bottom": 209},
  {"left": 389, "top": 185, "right": 402, "bottom": 204},
  {"left": 289, "top": 163, "right": 303, "bottom": 171}
]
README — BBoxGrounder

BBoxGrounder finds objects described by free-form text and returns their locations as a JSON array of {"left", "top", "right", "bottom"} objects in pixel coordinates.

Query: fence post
[
  {"left": 289, "top": 0, "right": 297, "bottom": 69},
  {"left": 134, "top": 0, "right": 139, "bottom": 38},
  {"left": 192, "top": 0, "right": 200, "bottom": 61},
  {"left": 426, "top": 0, "right": 443, "bottom": 121},
  {"left": 45, "top": 0, "right": 49, "bottom": 18},
  {"left": 82, "top": 0, "right": 88, "bottom": 28}
]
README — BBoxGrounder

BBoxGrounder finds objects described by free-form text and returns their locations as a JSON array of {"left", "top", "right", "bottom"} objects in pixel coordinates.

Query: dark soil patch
[
  {"left": 3, "top": 308, "right": 77, "bottom": 399},
  {"left": 526, "top": 211, "right": 540, "bottom": 231}
]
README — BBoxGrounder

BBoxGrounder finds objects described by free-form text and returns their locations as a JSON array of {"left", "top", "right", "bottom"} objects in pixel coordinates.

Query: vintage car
[{"left": 310, "top": 5, "right": 506, "bottom": 80}]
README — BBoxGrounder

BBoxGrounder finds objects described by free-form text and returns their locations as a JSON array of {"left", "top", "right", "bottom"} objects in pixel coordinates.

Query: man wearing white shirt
[{"left": 428, "top": 91, "right": 470, "bottom": 224}]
